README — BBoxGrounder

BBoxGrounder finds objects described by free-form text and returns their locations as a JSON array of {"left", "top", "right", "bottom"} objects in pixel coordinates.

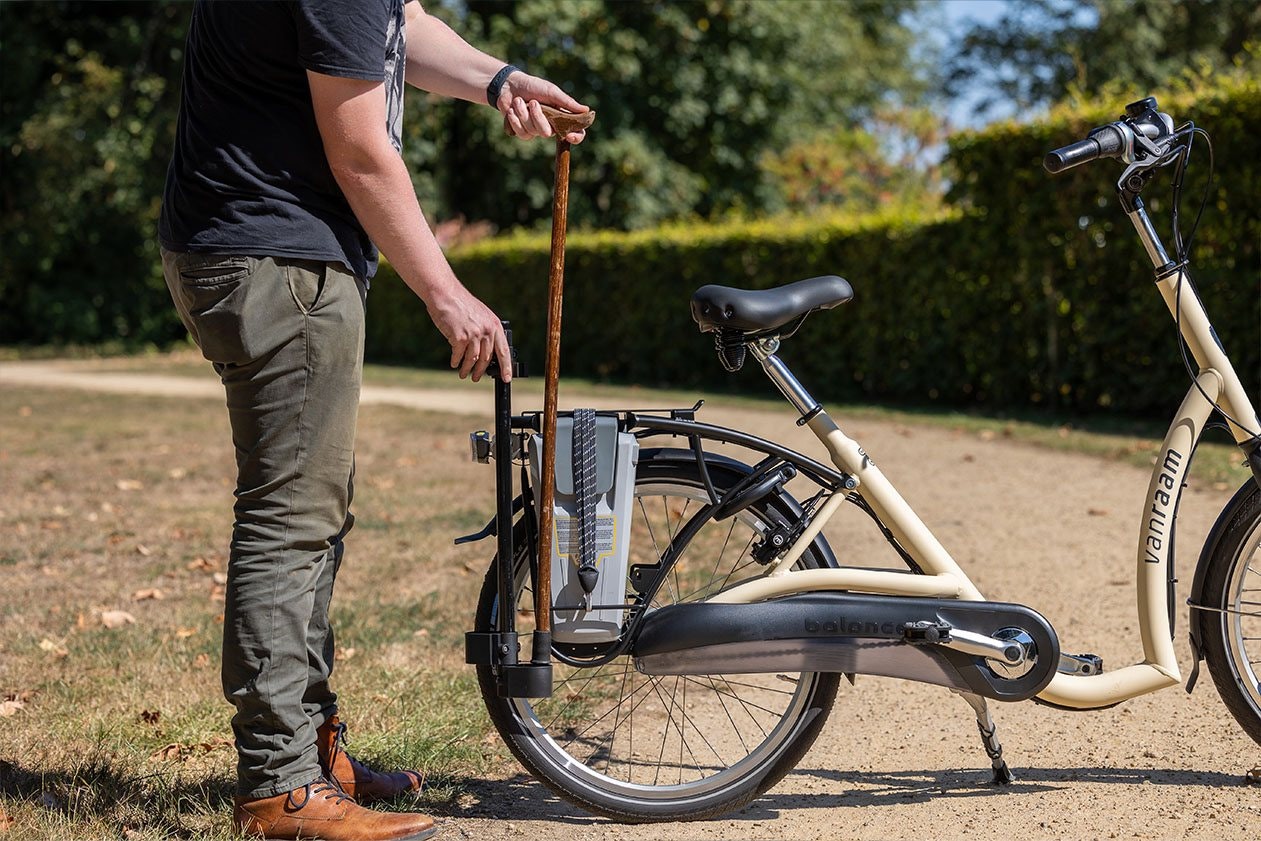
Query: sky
[{"left": 935, "top": 0, "right": 1014, "bottom": 127}]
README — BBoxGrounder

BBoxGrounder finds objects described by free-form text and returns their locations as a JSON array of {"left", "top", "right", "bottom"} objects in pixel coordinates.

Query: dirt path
[{"left": 3, "top": 359, "right": 1258, "bottom": 839}]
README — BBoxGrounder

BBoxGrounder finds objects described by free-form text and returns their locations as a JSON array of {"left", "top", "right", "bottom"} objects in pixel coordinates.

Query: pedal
[
  {"left": 901, "top": 620, "right": 952, "bottom": 644},
  {"left": 1057, "top": 652, "right": 1104, "bottom": 676}
]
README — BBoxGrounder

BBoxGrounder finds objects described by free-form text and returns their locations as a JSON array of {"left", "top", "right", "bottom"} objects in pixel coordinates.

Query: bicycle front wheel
[
  {"left": 474, "top": 452, "right": 840, "bottom": 822},
  {"left": 1197, "top": 480, "right": 1261, "bottom": 744}
]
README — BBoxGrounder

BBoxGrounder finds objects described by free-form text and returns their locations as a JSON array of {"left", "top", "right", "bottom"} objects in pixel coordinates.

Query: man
[{"left": 158, "top": 2, "right": 587, "bottom": 839}]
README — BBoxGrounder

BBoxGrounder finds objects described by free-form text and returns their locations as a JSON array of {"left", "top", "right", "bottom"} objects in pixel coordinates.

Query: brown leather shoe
[
  {"left": 316, "top": 716, "right": 424, "bottom": 804},
  {"left": 233, "top": 778, "right": 436, "bottom": 840}
]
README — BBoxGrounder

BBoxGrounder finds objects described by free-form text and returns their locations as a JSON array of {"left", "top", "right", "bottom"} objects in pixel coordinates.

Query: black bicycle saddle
[{"left": 690, "top": 275, "right": 853, "bottom": 335}]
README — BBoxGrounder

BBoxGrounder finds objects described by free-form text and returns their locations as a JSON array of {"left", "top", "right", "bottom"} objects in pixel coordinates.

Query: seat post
[{"left": 749, "top": 337, "right": 822, "bottom": 422}]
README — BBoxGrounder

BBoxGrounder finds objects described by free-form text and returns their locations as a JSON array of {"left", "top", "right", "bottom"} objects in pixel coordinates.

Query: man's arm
[
  {"left": 402, "top": 1, "right": 588, "bottom": 143},
  {"left": 307, "top": 71, "right": 509, "bottom": 382}
]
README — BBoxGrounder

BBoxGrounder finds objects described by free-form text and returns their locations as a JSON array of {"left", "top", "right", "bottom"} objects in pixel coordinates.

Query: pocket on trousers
[
  {"left": 173, "top": 255, "right": 259, "bottom": 365},
  {"left": 285, "top": 259, "right": 329, "bottom": 314},
  {"left": 178, "top": 256, "right": 251, "bottom": 287}
]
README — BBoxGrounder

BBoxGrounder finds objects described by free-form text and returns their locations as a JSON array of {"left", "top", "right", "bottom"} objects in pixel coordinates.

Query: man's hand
[
  {"left": 426, "top": 284, "right": 512, "bottom": 383},
  {"left": 498, "top": 72, "right": 589, "bottom": 144}
]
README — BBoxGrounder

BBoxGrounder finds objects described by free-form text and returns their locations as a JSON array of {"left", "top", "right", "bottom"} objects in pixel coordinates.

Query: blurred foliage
[
  {"left": 366, "top": 77, "right": 1258, "bottom": 416},
  {"left": 0, "top": 0, "right": 927, "bottom": 346},
  {"left": 947, "top": 0, "right": 1261, "bottom": 115},
  {"left": 420, "top": 0, "right": 930, "bottom": 230},
  {"left": 760, "top": 107, "right": 946, "bottom": 214},
  {"left": 0, "top": 1, "right": 188, "bottom": 347}
]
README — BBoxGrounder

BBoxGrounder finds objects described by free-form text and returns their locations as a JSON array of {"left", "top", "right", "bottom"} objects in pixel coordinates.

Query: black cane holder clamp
[{"left": 464, "top": 321, "right": 554, "bottom": 698}]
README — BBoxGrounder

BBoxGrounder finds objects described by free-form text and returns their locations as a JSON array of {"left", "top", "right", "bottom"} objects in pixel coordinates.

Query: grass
[
  {"left": 0, "top": 386, "right": 506, "bottom": 839},
  {"left": 1, "top": 352, "right": 1254, "bottom": 838}
]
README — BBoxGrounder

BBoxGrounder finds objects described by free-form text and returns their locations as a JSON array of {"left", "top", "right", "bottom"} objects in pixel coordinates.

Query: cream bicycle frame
[{"left": 709, "top": 201, "right": 1261, "bottom": 710}]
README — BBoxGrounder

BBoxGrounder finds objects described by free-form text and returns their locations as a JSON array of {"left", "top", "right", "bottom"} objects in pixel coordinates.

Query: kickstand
[{"left": 955, "top": 691, "right": 1015, "bottom": 785}]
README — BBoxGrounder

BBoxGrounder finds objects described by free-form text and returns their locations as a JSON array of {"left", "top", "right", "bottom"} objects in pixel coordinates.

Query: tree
[
  {"left": 424, "top": 0, "right": 931, "bottom": 230},
  {"left": 0, "top": 0, "right": 931, "bottom": 346},
  {"left": 0, "top": 2, "right": 188, "bottom": 345},
  {"left": 947, "top": 0, "right": 1261, "bottom": 115}
]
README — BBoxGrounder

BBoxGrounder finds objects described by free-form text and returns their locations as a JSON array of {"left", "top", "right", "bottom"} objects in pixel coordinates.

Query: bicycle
[{"left": 460, "top": 96, "right": 1261, "bottom": 822}]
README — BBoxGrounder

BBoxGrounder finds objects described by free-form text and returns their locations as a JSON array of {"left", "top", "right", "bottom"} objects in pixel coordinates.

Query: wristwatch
[{"left": 487, "top": 64, "right": 521, "bottom": 108}]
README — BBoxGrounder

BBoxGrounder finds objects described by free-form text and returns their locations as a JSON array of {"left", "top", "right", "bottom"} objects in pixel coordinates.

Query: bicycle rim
[
  {"left": 1222, "top": 512, "right": 1261, "bottom": 715},
  {"left": 483, "top": 470, "right": 836, "bottom": 815}
]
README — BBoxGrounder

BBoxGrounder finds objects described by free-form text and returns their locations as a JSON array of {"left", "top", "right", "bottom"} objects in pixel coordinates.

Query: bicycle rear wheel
[{"left": 474, "top": 451, "right": 840, "bottom": 821}]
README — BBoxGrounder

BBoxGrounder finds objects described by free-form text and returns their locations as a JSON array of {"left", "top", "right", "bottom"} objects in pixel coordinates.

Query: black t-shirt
[{"left": 159, "top": 0, "right": 406, "bottom": 279}]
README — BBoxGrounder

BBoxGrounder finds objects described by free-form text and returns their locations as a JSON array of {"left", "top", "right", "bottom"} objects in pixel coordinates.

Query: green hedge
[{"left": 366, "top": 79, "right": 1259, "bottom": 415}]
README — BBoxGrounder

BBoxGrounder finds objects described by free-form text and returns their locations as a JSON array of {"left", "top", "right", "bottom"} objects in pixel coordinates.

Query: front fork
[{"left": 463, "top": 324, "right": 554, "bottom": 698}]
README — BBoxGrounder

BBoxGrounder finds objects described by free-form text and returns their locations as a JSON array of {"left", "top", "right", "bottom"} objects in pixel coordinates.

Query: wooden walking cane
[{"left": 524, "top": 105, "right": 595, "bottom": 646}]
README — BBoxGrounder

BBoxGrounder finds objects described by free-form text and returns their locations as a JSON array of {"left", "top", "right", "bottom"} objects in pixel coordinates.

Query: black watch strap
[{"left": 486, "top": 64, "right": 520, "bottom": 107}]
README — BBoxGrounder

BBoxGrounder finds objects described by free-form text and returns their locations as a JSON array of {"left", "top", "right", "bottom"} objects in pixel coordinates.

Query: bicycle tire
[
  {"left": 474, "top": 450, "right": 841, "bottom": 821},
  {"left": 1196, "top": 479, "right": 1261, "bottom": 744}
]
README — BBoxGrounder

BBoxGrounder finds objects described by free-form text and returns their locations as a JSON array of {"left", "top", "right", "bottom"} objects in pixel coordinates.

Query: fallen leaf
[
  {"left": 17, "top": 406, "right": 32, "bottom": 417},
  {"left": 193, "top": 653, "right": 210, "bottom": 668},
  {"left": 115, "top": 479, "right": 144, "bottom": 491},
  {"left": 150, "top": 743, "right": 183, "bottom": 762},
  {"left": 100, "top": 502, "right": 114, "bottom": 514},
  {"left": 167, "top": 468, "right": 187, "bottom": 480},
  {"left": 135, "top": 545, "right": 152, "bottom": 557},
  {"left": 978, "top": 429, "right": 996, "bottom": 441},
  {"left": 187, "top": 557, "right": 215, "bottom": 572},
  {"left": 962, "top": 454, "right": 975, "bottom": 462},
  {"left": 1087, "top": 508, "right": 1109, "bottom": 517},
  {"left": 0, "top": 802, "right": 13, "bottom": 832},
  {"left": 101, "top": 610, "right": 137, "bottom": 630},
  {"left": 133, "top": 588, "right": 163, "bottom": 601},
  {"left": 0, "top": 700, "right": 24, "bottom": 717},
  {"left": 336, "top": 647, "right": 357, "bottom": 662},
  {"left": 150, "top": 738, "right": 234, "bottom": 762},
  {"left": 413, "top": 628, "right": 429, "bottom": 638},
  {"left": 38, "top": 638, "right": 69, "bottom": 658},
  {"left": 139, "top": 709, "right": 161, "bottom": 725},
  {"left": 175, "top": 627, "right": 197, "bottom": 639}
]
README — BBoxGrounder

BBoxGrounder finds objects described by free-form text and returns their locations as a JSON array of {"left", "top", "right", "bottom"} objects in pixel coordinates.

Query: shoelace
[
  {"left": 330, "top": 721, "right": 373, "bottom": 778},
  {"left": 286, "top": 777, "right": 355, "bottom": 811}
]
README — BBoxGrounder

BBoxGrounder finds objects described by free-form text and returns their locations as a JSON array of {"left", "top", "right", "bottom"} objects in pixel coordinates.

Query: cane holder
[{"left": 464, "top": 323, "right": 554, "bottom": 698}]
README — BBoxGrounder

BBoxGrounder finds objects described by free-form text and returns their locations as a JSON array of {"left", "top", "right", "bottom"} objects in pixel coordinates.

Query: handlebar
[{"left": 1043, "top": 97, "right": 1177, "bottom": 175}]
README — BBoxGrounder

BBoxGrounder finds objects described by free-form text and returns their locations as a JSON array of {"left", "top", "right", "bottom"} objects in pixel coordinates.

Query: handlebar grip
[
  {"left": 1043, "top": 137, "right": 1102, "bottom": 173},
  {"left": 1044, "top": 124, "right": 1126, "bottom": 173}
]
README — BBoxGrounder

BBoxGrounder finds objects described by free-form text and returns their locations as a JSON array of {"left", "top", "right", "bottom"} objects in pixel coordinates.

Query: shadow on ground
[
  {"left": 3, "top": 758, "right": 1248, "bottom": 832},
  {"left": 0, "top": 757, "right": 235, "bottom": 838},
  {"left": 433, "top": 764, "right": 1249, "bottom": 824}
]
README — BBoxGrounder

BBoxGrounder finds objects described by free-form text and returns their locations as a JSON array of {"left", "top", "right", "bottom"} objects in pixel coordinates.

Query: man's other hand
[
  {"left": 426, "top": 284, "right": 512, "bottom": 383},
  {"left": 498, "top": 72, "right": 589, "bottom": 144}
]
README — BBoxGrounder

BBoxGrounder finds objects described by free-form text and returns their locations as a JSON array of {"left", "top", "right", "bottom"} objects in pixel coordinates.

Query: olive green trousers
[{"left": 162, "top": 249, "right": 366, "bottom": 798}]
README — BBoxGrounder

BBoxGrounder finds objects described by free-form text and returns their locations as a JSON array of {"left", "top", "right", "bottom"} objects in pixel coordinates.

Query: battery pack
[{"left": 529, "top": 413, "right": 639, "bottom": 643}]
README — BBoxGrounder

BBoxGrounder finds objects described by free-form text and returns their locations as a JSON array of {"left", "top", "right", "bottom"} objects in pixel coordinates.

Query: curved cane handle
[{"left": 504, "top": 103, "right": 596, "bottom": 138}]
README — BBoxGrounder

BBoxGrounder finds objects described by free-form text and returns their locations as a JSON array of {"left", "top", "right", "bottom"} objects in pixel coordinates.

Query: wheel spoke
[{"left": 482, "top": 472, "right": 838, "bottom": 815}]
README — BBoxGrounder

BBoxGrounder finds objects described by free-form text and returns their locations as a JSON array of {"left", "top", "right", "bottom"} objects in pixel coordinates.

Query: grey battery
[{"left": 529, "top": 414, "right": 639, "bottom": 643}]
